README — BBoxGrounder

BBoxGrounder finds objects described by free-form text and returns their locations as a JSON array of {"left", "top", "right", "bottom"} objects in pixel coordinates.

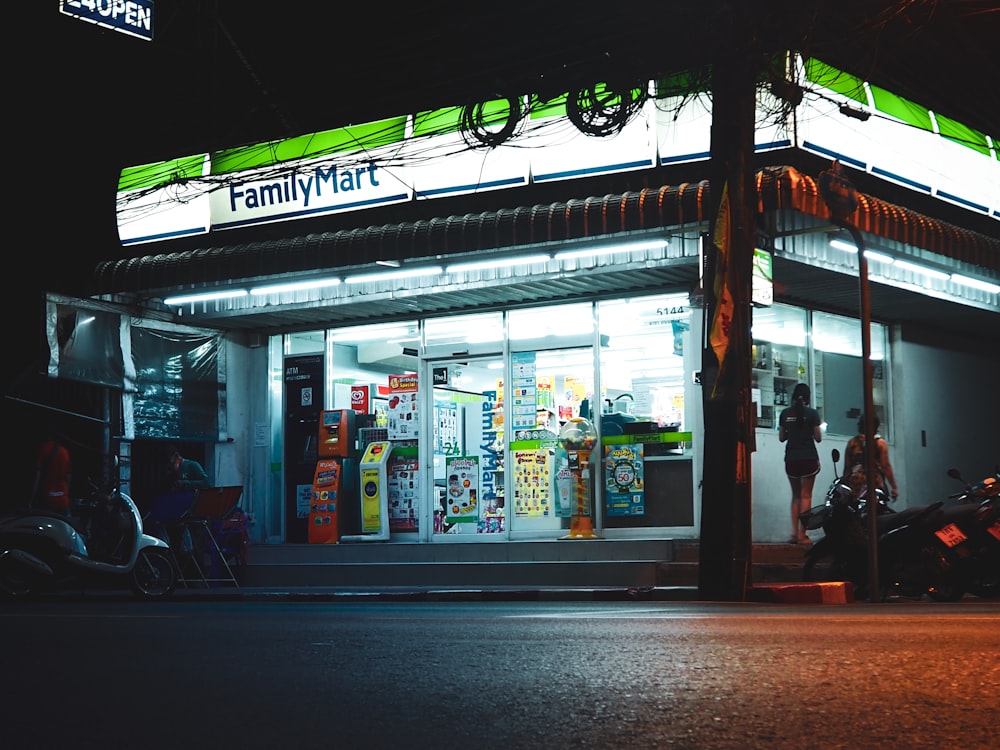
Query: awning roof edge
[{"left": 95, "top": 167, "right": 999, "bottom": 294}]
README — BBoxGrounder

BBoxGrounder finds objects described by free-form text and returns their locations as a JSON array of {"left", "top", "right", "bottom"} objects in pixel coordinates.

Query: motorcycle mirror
[
  {"left": 946, "top": 468, "right": 962, "bottom": 481},
  {"left": 831, "top": 448, "right": 840, "bottom": 462}
]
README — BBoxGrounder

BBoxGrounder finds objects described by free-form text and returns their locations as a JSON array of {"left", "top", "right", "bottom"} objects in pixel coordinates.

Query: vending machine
[
  {"left": 341, "top": 440, "right": 392, "bottom": 542},
  {"left": 309, "top": 409, "right": 358, "bottom": 543}
]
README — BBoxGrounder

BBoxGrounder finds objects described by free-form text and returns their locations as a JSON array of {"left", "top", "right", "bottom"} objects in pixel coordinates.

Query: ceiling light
[
  {"left": 250, "top": 278, "right": 341, "bottom": 295},
  {"left": 445, "top": 254, "right": 550, "bottom": 273},
  {"left": 829, "top": 238, "right": 858, "bottom": 253},
  {"left": 554, "top": 239, "right": 668, "bottom": 261},
  {"left": 892, "top": 259, "right": 950, "bottom": 280},
  {"left": 829, "top": 238, "right": 894, "bottom": 264},
  {"left": 345, "top": 266, "right": 442, "bottom": 284},
  {"left": 163, "top": 289, "right": 248, "bottom": 306},
  {"left": 862, "top": 250, "right": 895, "bottom": 264},
  {"left": 951, "top": 273, "right": 1000, "bottom": 294}
]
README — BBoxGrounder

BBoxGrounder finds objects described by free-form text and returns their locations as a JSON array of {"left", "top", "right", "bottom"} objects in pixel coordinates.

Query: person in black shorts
[{"left": 778, "top": 383, "right": 823, "bottom": 543}]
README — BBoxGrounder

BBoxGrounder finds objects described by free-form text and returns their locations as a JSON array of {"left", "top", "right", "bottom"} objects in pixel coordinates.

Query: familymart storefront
[
  {"left": 78, "top": 165, "right": 999, "bottom": 550},
  {"left": 71, "top": 55, "right": 999, "bottom": 549}
]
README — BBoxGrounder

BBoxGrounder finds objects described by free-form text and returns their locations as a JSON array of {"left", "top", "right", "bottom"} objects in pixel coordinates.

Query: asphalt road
[{"left": 2, "top": 599, "right": 998, "bottom": 749}]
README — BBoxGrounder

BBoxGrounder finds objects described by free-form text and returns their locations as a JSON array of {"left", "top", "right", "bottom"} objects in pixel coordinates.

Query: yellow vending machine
[
  {"left": 309, "top": 409, "right": 358, "bottom": 543},
  {"left": 341, "top": 440, "right": 392, "bottom": 542}
]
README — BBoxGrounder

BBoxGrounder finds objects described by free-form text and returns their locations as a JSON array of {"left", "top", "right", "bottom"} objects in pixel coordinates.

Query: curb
[
  {"left": 28, "top": 582, "right": 854, "bottom": 604},
  {"left": 180, "top": 582, "right": 853, "bottom": 604},
  {"left": 748, "top": 581, "right": 854, "bottom": 604}
]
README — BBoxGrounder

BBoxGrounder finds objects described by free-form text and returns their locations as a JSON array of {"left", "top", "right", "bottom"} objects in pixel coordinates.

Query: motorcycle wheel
[
  {"left": 885, "top": 546, "right": 965, "bottom": 603},
  {"left": 131, "top": 548, "right": 177, "bottom": 598},
  {"left": 966, "top": 556, "right": 1000, "bottom": 599},
  {"left": 0, "top": 550, "right": 38, "bottom": 598}
]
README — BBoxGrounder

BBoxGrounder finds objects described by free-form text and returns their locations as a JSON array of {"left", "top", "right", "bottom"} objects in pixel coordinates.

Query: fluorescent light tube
[
  {"left": 892, "top": 259, "right": 950, "bottom": 280},
  {"left": 862, "top": 250, "right": 895, "bottom": 264},
  {"left": 829, "top": 238, "right": 858, "bottom": 253},
  {"left": 951, "top": 273, "right": 1000, "bottom": 294},
  {"left": 163, "top": 290, "right": 248, "bottom": 306},
  {"left": 250, "top": 278, "right": 341, "bottom": 295},
  {"left": 554, "top": 239, "right": 668, "bottom": 261},
  {"left": 345, "top": 266, "right": 442, "bottom": 284},
  {"left": 445, "top": 254, "right": 550, "bottom": 273}
]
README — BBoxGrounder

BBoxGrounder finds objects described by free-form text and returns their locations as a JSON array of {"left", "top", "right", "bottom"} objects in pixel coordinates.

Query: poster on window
[
  {"left": 387, "top": 455, "right": 419, "bottom": 531},
  {"left": 445, "top": 456, "right": 479, "bottom": 523},
  {"left": 387, "top": 373, "right": 419, "bottom": 440},
  {"left": 513, "top": 446, "right": 553, "bottom": 517},
  {"left": 604, "top": 444, "right": 646, "bottom": 516},
  {"left": 510, "top": 352, "right": 537, "bottom": 429}
]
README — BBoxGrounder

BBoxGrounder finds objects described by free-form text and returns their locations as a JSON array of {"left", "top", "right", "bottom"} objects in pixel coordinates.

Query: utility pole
[
  {"left": 819, "top": 161, "right": 880, "bottom": 602},
  {"left": 698, "top": 10, "right": 758, "bottom": 601}
]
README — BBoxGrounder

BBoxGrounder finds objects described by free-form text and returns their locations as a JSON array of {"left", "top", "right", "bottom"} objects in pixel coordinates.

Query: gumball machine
[{"left": 557, "top": 417, "right": 601, "bottom": 540}]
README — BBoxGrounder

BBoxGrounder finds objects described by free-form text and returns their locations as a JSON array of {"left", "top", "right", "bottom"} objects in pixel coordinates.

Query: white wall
[
  {"left": 894, "top": 326, "right": 1000, "bottom": 505},
  {"left": 750, "top": 428, "right": 849, "bottom": 543}
]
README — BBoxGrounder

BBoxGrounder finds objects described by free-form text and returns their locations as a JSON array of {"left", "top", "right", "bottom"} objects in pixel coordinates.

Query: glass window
[
  {"left": 812, "top": 310, "right": 890, "bottom": 439},
  {"left": 750, "top": 304, "right": 891, "bottom": 439},
  {"left": 598, "top": 294, "right": 690, "bottom": 429},
  {"left": 284, "top": 330, "right": 325, "bottom": 355},
  {"left": 425, "top": 312, "right": 503, "bottom": 350},
  {"left": 598, "top": 294, "right": 695, "bottom": 529},
  {"left": 750, "top": 304, "right": 808, "bottom": 429}
]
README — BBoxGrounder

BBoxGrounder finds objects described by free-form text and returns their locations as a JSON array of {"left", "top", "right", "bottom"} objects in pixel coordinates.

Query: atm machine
[{"left": 309, "top": 409, "right": 358, "bottom": 543}]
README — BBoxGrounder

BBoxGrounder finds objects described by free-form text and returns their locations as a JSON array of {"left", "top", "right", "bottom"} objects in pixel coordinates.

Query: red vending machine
[{"left": 309, "top": 409, "right": 358, "bottom": 543}]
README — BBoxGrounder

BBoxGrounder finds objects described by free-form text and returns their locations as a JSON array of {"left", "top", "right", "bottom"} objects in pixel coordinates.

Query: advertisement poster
[
  {"left": 510, "top": 352, "right": 537, "bottom": 429},
  {"left": 360, "top": 466, "right": 383, "bottom": 533},
  {"left": 445, "top": 456, "right": 479, "bottom": 523},
  {"left": 387, "top": 373, "right": 419, "bottom": 440},
  {"left": 604, "top": 444, "right": 646, "bottom": 516},
  {"left": 387, "top": 455, "right": 419, "bottom": 531},
  {"left": 552, "top": 446, "right": 574, "bottom": 518},
  {"left": 512, "top": 446, "right": 553, "bottom": 517},
  {"left": 309, "top": 459, "right": 340, "bottom": 543}
]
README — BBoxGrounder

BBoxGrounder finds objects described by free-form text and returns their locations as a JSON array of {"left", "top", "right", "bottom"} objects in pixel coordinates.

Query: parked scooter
[
  {"left": 931, "top": 467, "right": 1000, "bottom": 599},
  {"left": 800, "top": 448, "right": 956, "bottom": 600},
  {"left": 0, "top": 482, "right": 178, "bottom": 599}
]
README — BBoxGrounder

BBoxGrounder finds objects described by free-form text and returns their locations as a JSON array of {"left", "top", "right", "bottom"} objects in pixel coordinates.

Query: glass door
[
  {"left": 507, "top": 345, "right": 596, "bottom": 536},
  {"left": 427, "top": 355, "right": 506, "bottom": 538}
]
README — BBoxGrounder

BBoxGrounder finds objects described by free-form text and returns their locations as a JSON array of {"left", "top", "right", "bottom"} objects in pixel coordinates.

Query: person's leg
[
  {"left": 788, "top": 475, "right": 802, "bottom": 542},
  {"left": 797, "top": 473, "right": 817, "bottom": 543}
]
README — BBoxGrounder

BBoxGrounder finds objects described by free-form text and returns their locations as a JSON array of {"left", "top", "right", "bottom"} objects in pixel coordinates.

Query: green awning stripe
[
  {"left": 117, "top": 155, "right": 206, "bottom": 194},
  {"left": 210, "top": 116, "right": 408, "bottom": 175},
  {"left": 935, "top": 114, "right": 992, "bottom": 158},
  {"left": 868, "top": 84, "right": 932, "bottom": 131},
  {"left": 412, "top": 106, "right": 464, "bottom": 138},
  {"left": 804, "top": 58, "right": 867, "bottom": 106}
]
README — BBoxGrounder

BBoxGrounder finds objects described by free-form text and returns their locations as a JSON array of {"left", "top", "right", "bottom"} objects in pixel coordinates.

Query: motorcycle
[
  {"left": 800, "top": 448, "right": 958, "bottom": 600},
  {"left": 930, "top": 467, "right": 1000, "bottom": 599},
  {"left": 0, "top": 482, "right": 178, "bottom": 599}
]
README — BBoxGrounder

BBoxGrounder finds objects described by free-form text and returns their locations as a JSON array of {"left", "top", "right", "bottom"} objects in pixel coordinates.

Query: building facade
[{"left": 47, "top": 57, "right": 1000, "bottom": 553}]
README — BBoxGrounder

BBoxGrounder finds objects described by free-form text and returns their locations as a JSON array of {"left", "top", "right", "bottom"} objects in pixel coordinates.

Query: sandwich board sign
[{"left": 60, "top": 1, "right": 154, "bottom": 42}]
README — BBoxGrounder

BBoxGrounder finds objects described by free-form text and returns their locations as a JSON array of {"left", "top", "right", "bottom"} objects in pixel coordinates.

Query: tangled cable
[
  {"left": 567, "top": 81, "right": 648, "bottom": 137},
  {"left": 461, "top": 96, "right": 524, "bottom": 148}
]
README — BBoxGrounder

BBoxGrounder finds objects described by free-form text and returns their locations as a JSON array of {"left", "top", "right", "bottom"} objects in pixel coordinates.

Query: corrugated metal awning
[
  {"left": 95, "top": 166, "right": 999, "bottom": 295},
  {"left": 92, "top": 167, "right": 999, "bottom": 338}
]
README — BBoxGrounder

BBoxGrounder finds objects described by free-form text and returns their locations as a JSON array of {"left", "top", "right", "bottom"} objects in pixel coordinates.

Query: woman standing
[
  {"left": 842, "top": 414, "right": 898, "bottom": 501},
  {"left": 778, "top": 383, "right": 823, "bottom": 544}
]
